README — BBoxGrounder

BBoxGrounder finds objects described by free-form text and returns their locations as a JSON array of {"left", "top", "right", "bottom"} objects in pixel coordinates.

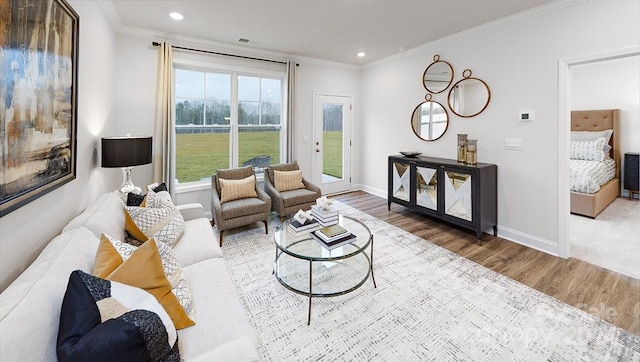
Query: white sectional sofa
[{"left": 0, "top": 192, "right": 259, "bottom": 361}]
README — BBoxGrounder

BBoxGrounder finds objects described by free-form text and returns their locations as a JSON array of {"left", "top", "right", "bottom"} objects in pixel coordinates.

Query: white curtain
[
  {"left": 154, "top": 42, "right": 176, "bottom": 198},
  {"left": 285, "top": 60, "right": 296, "bottom": 162}
]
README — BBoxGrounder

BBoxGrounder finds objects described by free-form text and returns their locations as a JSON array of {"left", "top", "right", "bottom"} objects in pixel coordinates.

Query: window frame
[{"left": 172, "top": 60, "right": 287, "bottom": 190}]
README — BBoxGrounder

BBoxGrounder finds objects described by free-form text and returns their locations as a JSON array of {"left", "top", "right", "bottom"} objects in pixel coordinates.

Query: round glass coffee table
[{"left": 273, "top": 215, "right": 376, "bottom": 325}]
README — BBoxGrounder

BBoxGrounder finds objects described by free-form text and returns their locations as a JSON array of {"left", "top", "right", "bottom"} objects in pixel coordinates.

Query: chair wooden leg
[
  {"left": 219, "top": 230, "right": 224, "bottom": 247},
  {"left": 263, "top": 220, "right": 268, "bottom": 234}
]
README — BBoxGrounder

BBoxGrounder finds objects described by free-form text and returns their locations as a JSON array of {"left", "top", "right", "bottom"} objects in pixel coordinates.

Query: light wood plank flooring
[{"left": 331, "top": 191, "right": 640, "bottom": 335}]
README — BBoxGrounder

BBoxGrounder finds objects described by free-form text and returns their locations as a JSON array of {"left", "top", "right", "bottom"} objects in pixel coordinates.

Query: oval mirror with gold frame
[
  {"left": 423, "top": 55, "right": 454, "bottom": 94},
  {"left": 447, "top": 69, "right": 491, "bottom": 118},
  {"left": 411, "top": 94, "right": 449, "bottom": 141}
]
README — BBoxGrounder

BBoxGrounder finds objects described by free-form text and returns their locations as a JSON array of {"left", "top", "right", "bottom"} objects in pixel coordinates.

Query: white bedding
[{"left": 570, "top": 158, "right": 616, "bottom": 194}]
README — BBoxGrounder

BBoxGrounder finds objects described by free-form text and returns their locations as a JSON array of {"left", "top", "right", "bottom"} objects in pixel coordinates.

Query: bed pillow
[
  {"left": 274, "top": 169, "right": 305, "bottom": 192},
  {"left": 219, "top": 175, "right": 258, "bottom": 203},
  {"left": 92, "top": 236, "right": 195, "bottom": 329},
  {"left": 571, "top": 130, "right": 613, "bottom": 156},
  {"left": 94, "top": 234, "right": 197, "bottom": 324},
  {"left": 57, "top": 270, "right": 179, "bottom": 362},
  {"left": 570, "top": 137, "right": 606, "bottom": 161}
]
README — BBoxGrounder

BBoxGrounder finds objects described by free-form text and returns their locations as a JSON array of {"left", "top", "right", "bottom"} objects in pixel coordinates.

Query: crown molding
[{"left": 96, "top": 1, "right": 122, "bottom": 30}]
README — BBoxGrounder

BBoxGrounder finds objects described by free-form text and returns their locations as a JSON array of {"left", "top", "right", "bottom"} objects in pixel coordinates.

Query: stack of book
[
  {"left": 311, "top": 205, "right": 339, "bottom": 226},
  {"left": 287, "top": 218, "right": 321, "bottom": 238},
  {"left": 310, "top": 224, "right": 356, "bottom": 250}
]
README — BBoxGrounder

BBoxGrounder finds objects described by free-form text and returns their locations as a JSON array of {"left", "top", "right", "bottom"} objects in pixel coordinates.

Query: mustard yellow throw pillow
[
  {"left": 93, "top": 234, "right": 195, "bottom": 329},
  {"left": 219, "top": 175, "right": 258, "bottom": 203},
  {"left": 274, "top": 169, "right": 305, "bottom": 192}
]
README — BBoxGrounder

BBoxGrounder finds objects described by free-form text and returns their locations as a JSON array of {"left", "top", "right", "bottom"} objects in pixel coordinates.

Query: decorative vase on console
[
  {"left": 466, "top": 139, "right": 477, "bottom": 165},
  {"left": 457, "top": 134, "right": 468, "bottom": 163}
]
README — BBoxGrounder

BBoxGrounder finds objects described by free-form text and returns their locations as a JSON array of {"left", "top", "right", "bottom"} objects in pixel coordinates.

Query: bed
[{"left": 570, "top": 109, "right": 620, "bottom": 218}]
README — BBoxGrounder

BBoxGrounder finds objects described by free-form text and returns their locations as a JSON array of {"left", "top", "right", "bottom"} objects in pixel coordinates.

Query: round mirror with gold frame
[
  {"left": 423, "top": 55, "right": 454, "bottom": 94},
  {"left": 447, "top": 69, "right": 491, "bottom": 118},
  {"left": 411, "top": 94, "right": 449, "bottom": 141}
]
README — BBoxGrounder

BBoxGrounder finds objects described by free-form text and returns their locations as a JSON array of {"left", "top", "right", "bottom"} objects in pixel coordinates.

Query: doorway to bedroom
[{"left": 566, "top": 53, "right": 640, "bottom": 279}]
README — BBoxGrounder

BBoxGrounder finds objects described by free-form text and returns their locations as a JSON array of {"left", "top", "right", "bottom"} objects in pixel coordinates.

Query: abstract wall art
[{"left": 0, "top": 0, "right": 79, "bottom": 216}]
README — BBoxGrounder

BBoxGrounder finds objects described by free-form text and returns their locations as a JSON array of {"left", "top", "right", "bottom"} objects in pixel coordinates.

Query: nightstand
[{"left": 624, "top": 152, "right": 639, "bottom": 200}]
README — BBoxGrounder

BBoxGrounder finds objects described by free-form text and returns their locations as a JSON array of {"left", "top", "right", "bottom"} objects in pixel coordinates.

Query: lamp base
[{"left": 119, "top": 167, "right": 142, "bottom": 197}]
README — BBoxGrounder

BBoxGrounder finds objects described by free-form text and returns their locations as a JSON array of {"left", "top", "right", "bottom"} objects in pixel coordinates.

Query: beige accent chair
[
  {"left": 264, "top": 161, "right": 321, "bottom": 220},
  {"left": 211, "top": 166, "right": 271, "bottom": 246}
]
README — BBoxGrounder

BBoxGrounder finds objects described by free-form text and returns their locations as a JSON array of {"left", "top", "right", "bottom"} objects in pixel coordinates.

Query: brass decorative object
[
  {"left": 457, "top": 134, "right": 468, "bottom": 163},
  {"left": 466, "top": 139, "right": 477, "bottom": 165}
]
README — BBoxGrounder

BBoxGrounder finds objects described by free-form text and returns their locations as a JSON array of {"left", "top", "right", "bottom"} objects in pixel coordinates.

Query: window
[{"left": 174, "top": 68, "right": 283, "bottom": 184}]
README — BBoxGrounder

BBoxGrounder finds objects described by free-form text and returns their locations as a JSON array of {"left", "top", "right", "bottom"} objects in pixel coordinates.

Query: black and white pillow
[
  {"left": 57, "top": 270, "right": 179, "bottom": 362},
  {"left": 126, "top": 183, "right": 169, "bottom": 206}
]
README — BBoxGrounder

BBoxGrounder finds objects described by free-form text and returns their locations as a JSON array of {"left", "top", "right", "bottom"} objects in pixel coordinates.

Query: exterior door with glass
[{"left": 313, "top": 94, "right": 351, "bottom": 195}]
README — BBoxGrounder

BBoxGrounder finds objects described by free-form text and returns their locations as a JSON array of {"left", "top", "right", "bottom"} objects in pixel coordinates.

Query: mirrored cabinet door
[
  {"left": 391, "top": 162, "right": 411, "bottom": 202},
  {"left": 444, "top": 171, "right": 473, "bottom": 221},
  {"left": 416, "top": 166, "right": 438, "bottom": 210}
]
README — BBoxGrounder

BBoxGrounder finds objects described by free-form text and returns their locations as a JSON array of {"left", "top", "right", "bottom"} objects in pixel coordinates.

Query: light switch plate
[{"left": 505, "top": 138, "right": 524, "bottom": 150}]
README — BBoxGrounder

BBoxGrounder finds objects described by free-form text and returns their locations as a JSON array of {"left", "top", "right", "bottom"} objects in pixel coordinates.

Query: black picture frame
[{"left": 0, "top": 0, "right": 79, "bottom": 217}]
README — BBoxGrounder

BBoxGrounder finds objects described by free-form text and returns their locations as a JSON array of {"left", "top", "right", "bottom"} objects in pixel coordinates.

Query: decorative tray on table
[{"left": 399, "top": 151, "right": 421, "bottom": 158}]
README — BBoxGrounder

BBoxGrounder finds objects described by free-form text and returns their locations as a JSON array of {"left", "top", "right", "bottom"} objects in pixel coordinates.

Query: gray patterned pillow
[
  {"left": 570, "top": 137, "right": 606, "bottom": 161},
  {"left": 125, "top": 205, "right": 185, "bottom": 247},
  {"left": 101, "top": 234, "right": 196, "bottom": 324}
]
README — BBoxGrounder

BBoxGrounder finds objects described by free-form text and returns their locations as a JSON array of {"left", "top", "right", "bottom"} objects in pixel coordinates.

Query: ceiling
[{"left": 106, "top": 0, "right": 557, "bottom": 65}]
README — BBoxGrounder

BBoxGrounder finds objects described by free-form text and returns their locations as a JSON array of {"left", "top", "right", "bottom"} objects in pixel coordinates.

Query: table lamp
[{"left": 101, "top": 135, "right": 152, "bottom": 196}]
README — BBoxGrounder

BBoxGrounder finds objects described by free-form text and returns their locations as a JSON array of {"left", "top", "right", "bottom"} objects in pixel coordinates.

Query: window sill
[{"left": 175, "top": 174, "right": 265, "bottom": 195}]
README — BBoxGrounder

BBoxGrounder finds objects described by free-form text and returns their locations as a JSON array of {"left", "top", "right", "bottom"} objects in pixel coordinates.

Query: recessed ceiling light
[
  {"left": 357, "top": 52, "right": 366, "bottom": 57},
  {"left": 169, "top": 12, "right": 184, "bottom": 20}
]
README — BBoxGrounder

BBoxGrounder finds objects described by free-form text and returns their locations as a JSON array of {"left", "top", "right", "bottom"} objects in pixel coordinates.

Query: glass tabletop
[{"left": 274, "top": 215, "right": 372, "bottom": 261}]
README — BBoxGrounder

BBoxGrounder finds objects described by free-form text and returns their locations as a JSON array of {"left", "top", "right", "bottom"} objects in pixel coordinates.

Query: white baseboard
[
  {"left": 349, "top": 184, "right": 562, "bottom": 258},
  {"left": 497, "top": 227, "right": 560, "bottom": 257}
]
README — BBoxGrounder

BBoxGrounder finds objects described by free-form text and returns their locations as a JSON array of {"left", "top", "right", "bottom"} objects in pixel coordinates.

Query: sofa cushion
[
  {"left": 220, "top": 197, "right": 269, "bottom": 220},
  {"left": 281, "top": 188, "right": 319, "bottom": 208},
  {"left": 125, "top": 205, "right": 185, "bottom": 247},
  {"left": 62, "top": 192, "right": 126, "bottom": 241},
  {"left": 172, "top": 218, "right": 223, "bottom": 267},
  {"left": 94, "top": 234, "right": 197, "bottom": 324},
  {"left": 0, "top": 227, "right": 99, "bottom": 361},
  {"left": 219, "top": 175, "right": 258, "bottom": 203},
  {"left": 57, "top": 270, "right": 179, "bottom": 362},
  {"left": 93, "top": 237, "right": 195, "bottom": 329},
  {"left": 274, "top": 169, "right": 305, "bottom": 192},
  {"left": 178, "top": 259, "right": 258, "bottom": 361},
  {"left": 127, "top": 182, "right": 168, "bottom": 206}
]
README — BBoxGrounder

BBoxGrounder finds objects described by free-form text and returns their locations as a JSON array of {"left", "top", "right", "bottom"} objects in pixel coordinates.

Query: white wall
[
  {"left": 359, "top": 1, "right": 639, "bottom": 254},
  {"left": 571, "top": 55, "right": 640, "bottom": 197},
  {"left": 0, "top": 1, "right": 119, "bottom": 291}
]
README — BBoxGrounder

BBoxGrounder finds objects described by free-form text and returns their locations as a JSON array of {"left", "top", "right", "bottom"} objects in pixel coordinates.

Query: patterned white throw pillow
[
  {"left": 99, "top": 233, "right": 197, "bottom": 324},
  {"left": 125, "top": 205, "right": 185, "bottom": 247},
  {"left": 144, "top": 189, "right": 175, "bottom": 208},
  {"left": 570, "top": 137, "right": 606, "bottom": 161}
]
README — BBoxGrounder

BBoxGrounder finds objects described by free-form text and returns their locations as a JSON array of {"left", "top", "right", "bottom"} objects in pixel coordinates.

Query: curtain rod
[{"left": 151, "top": 41, "right": 288, "bottom": 65}]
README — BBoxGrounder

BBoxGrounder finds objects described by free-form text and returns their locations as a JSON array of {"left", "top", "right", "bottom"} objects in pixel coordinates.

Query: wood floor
[{"left": 330, "top": 190, "right": 640, "bottom": 335}]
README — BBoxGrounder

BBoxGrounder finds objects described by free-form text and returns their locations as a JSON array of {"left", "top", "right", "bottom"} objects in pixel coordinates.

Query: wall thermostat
[{"left": 519, "top": 111, "right": 534, "bottom": 122}]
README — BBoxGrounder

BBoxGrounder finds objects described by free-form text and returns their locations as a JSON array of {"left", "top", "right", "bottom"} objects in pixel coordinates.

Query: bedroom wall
[
  {"left": 571, "top": 55, "right": 640, "bottom": 198},
  {"left": 0, "top": 1, "right": 119, "bottom": 291},
  {"left": 358, "top": 0, "right": 639, "bottom": 254}
]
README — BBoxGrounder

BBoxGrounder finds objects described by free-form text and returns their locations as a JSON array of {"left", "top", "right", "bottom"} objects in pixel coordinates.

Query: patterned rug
[{"left": 220, "top": 202, "right": 639, "bottom": 361}]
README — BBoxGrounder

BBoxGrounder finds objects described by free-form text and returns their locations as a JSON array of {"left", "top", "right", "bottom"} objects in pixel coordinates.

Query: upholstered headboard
[{"left": 571, "top": 109, "right": 620, "bottom": 179}]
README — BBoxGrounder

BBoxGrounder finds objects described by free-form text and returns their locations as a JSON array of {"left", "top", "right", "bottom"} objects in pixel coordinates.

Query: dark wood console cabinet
[{"left": 388, "top": 155, "right": 497, "bottom": 240}]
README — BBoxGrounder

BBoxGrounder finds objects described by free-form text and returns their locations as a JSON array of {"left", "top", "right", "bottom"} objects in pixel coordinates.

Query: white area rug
[
  {"left": 221, "top": 202, "right": 639, "bottom": 361},
  {"left": 570, "top": 198, "right": 640, "bottom": 279}
]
